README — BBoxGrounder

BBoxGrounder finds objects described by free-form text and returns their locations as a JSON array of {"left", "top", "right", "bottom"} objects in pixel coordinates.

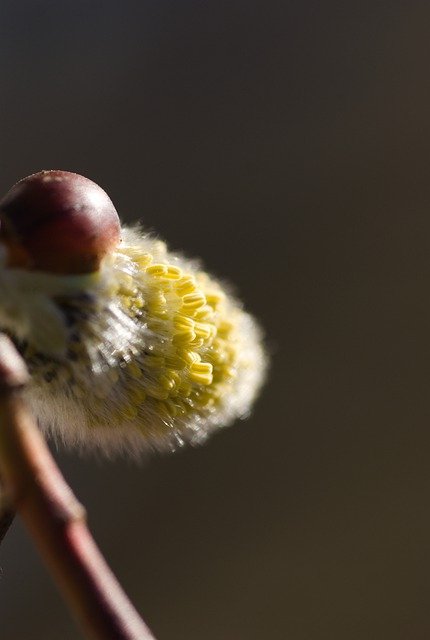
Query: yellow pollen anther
[
  {"left": 136, "top": 253, "right": 152, "bottom": 267},
  {"left": 190, "top": 361, "right": 213, "bottom": 375},
  {"left": 160, "top": 375, "right": 175, "bottom": 391},
  {"left": 193, "top": 306, "right": 212, "bottom": 321},
  {"left": 189, "top": 337, "right": 204, "bottom": 349},
  {"left": 146, "top": 264, "right": 168, "bottom": 276},
  {"left": 189, "top": 370, "right": 213, "bottom": 386},
  {"left": 174, "top": 315, "right": 195, "bottom": 329},
  {"left": 172, "top": 328, "right": 196, "bottom": 344},
  {"left": 170, "top": 371, "right": 181, "bottom": 386},
  {"left": 164, "top": 265, "right": 182, "bottom": 279},
  {"left": 147, "top": 292, "right": 167, "bottom": 309},
  {"left": 179, "top": 349, "right": 200, "bottom": 365},
  {"left": 194, "top": 322, "right": 212, "bottom": 339},
  {"left": 175, "top": 276, "right": 196, "bottom": 295},
  {"left": 182, "top": 292, "right": 206, "bottom": 310}
]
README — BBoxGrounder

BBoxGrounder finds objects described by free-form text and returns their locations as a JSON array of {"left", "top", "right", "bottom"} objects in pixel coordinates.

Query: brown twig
[{"left": 0, "top": 334, "right": 156, "bottom": 640}]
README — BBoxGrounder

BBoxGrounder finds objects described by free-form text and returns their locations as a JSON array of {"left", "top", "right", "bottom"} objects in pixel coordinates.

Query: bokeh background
[{"left": 0, "top": 1, "right": 430, "bottom": 638}]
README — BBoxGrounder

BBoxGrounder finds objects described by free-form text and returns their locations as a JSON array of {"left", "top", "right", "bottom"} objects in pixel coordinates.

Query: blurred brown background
[{"left": 1, "top": 1, "right": 430, "bottom": 638}]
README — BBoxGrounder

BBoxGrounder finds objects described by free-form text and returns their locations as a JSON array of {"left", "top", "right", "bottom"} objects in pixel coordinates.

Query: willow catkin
[{"left": 0, "top": 171, "right": 267, "bottom": 456}]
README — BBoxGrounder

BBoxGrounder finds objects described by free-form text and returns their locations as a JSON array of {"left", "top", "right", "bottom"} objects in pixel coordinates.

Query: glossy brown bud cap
[{"left": 0, "top": 170, "right": 121, "bottom": 274}]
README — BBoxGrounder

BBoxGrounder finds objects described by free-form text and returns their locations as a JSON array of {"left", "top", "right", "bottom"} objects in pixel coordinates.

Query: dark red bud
[{"left": 0, "top": 170, "right": 121, "bottom": 274}]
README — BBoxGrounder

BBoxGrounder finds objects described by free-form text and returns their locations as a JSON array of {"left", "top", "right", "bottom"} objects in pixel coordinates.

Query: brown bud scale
[{"left": 0, "top": 170, "right": 121, "bottom": 274}]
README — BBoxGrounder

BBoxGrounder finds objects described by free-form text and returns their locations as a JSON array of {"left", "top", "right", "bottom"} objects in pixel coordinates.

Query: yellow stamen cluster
[
  {"left": 29, "top": 229, "right": 265, "bottom": 453},
  {"left": 88, "top": 239, "right": 242, "bottom": 437}
]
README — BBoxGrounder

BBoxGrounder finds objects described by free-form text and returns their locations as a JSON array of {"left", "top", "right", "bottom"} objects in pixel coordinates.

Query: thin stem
[{"left": 0, "top": 334, "right": 156, "bottom": 640}]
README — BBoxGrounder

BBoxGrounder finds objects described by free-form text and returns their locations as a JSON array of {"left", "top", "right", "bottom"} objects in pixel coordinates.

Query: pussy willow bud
[{"left": 0, "top": 171, "right": 267, "bottom": 456}]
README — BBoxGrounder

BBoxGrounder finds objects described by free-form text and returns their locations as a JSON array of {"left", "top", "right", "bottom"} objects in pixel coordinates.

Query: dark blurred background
[{"left": 0, "top": 1, "right": 429, "bottom": 638}]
